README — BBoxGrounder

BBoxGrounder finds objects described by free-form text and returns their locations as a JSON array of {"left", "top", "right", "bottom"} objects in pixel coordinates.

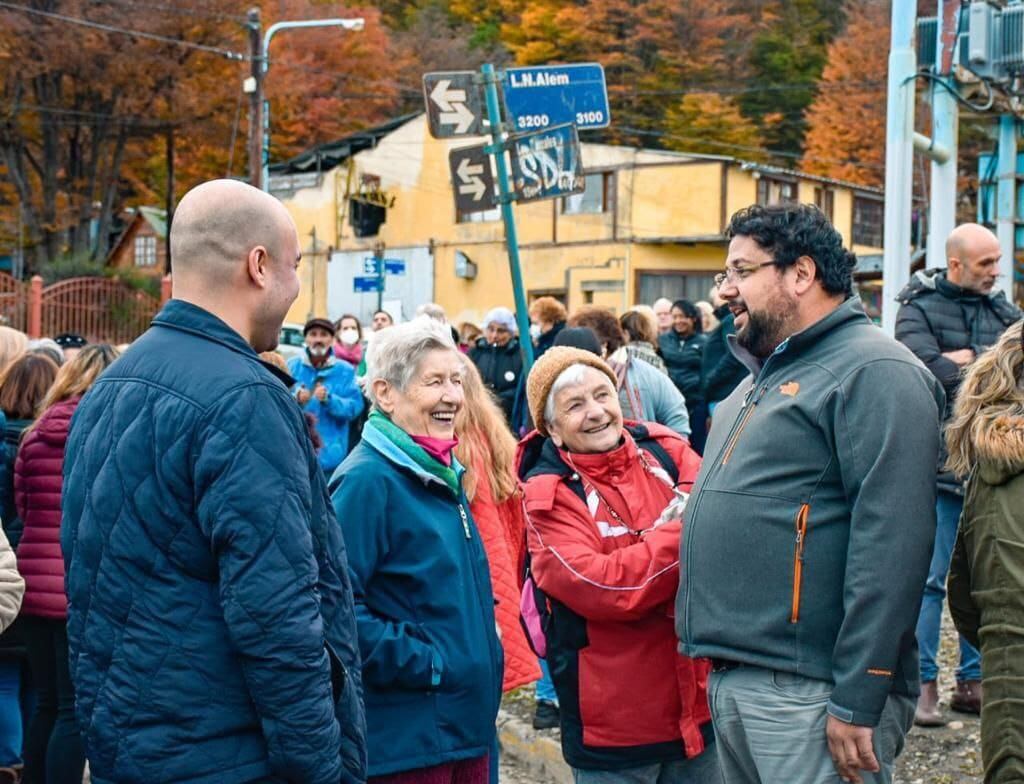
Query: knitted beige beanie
[{"left": 526, "top": 346, "right": 618, "bottom": 437}]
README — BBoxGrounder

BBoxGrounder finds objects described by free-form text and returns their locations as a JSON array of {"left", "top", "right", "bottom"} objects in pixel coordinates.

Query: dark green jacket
[
  {"left": 677, "top": 297, "right": 945, "bottom": 727},
  {"left": 949, "top": 412, "right": 1024, "bottom": 783}
]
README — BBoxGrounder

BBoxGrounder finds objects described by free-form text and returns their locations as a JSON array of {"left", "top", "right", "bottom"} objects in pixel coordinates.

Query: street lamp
[{"left": 260, "top": 17, "right": 364, "bottom": 192}]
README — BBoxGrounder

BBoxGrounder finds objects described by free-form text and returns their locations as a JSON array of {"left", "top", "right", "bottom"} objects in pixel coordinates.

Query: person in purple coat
[{"left": 15, "top": 344, "right": 119, "bottom": 784}]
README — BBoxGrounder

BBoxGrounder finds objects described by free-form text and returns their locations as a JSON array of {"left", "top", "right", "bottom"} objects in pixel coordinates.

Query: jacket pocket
[{"left": 791, "top": 504, "right": 809, "bottom": 624}]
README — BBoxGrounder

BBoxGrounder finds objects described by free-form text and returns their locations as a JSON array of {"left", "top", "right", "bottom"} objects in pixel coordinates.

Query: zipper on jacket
[
  {"left": 721, "top": 384, "right": 767, "bottom": 466},
  {"left": 458, "top": 504, "right": 471, "bottom": 539},
  {"left": 791, "top": 503, "right": 810, "bottom": 624}
]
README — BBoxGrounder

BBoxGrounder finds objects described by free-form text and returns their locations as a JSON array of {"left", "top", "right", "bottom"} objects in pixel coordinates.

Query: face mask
[
  {"left": 339, "top": 328, "right": 359, "bottom": 346},
  {"left": 529, "top": 323, "right": 542, "bottom": 340}
]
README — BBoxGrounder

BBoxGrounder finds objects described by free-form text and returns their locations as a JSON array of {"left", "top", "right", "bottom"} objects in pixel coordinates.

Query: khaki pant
[{"left": 709, "top": 666, "right": 914, "bottom": 784}]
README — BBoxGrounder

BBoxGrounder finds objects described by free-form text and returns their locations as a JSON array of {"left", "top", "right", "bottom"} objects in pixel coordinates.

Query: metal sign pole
[{"left": 480, "top": 63, "right": 535, "bottom": 373}]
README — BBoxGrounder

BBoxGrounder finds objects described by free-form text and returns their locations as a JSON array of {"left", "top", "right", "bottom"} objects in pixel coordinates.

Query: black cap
[
  {"left": 54, "top": 333, "right": 87, "bottom": 349},
  {"left": 303, "top": 318, "right": 336, "bottom": 336},
  {"left": 553, "top": 326, "right": 602, "bottom": 356}
]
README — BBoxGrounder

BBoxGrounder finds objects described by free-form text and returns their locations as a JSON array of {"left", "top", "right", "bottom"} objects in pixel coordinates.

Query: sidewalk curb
[{"left": 497, "top": 708, "right": 573, "bottom": 784}]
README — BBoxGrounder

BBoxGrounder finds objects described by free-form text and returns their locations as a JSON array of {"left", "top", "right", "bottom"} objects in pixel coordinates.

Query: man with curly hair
[{"left": 677, "top": 203, "right": 945, "bottom": 784}]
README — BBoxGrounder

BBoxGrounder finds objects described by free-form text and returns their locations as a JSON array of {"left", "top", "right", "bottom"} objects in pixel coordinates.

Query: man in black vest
[{"left": 896, "top": 223, "right": 1022, "bottom": 726}]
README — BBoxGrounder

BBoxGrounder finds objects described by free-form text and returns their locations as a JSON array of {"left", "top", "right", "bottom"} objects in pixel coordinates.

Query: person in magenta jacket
[{"left": 15, "top": 344, "right": 119, "bottom": 784}]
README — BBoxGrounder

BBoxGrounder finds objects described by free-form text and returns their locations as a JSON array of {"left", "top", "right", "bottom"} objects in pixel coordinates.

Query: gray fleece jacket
[{"left": 676, "top": 297, "right": 945, "bottom": 727}]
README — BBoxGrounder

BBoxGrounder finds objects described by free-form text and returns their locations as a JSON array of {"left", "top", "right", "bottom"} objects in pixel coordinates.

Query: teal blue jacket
[{"left": 330, "top": 425, "right": 503, "bottom": 776}]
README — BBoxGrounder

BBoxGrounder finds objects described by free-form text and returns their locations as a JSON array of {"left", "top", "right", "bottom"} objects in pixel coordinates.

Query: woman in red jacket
[
  {"left": 518, "top": 346, "right": 717, "bottom": 783},
  {"left": 15, "top": 344, "right": 119, "bottom": 784},
  {"left": 454, "top": 358, "right": 541, "bottom": 784}
]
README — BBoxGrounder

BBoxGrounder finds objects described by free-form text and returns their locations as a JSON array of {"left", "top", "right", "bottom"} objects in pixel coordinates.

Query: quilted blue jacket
[
  {"left": 62, "top": 300, "right": 367, "bottom": 784},
  {"left": 330, "top": 425, "right": 503, "bottom": 777}
]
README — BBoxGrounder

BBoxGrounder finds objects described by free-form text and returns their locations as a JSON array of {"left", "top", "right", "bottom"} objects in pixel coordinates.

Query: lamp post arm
[{"left": 263, "top": 18, "right": 365, "bottom": 72}]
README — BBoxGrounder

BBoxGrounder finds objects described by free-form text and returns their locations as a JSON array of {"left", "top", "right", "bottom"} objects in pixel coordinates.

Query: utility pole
[
  {"left": 882, "top": 0, "right": 917, "bottom": 334},
  {"left": 165, "top": 122, "right": 175, "bottom": 274},
  {"left": 374, "top": 241, "right": 385, "bottom": 312},
  {"left": 259, "top": 17, "right": 365, "bottom": 192},
  {"left": 246, "top": 8, "right": 263, "bottom": 189},
  {"left": 996, "top": 115, "right": 1017, "bottom": 286},
  {"left": 926, "top": 0, "right": 960, "bottom": 271}
]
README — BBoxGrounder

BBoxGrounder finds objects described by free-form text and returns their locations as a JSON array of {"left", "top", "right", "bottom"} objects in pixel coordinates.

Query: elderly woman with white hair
[
  {"left": 517, "top": 346, "right": 718, "bottom": 783},
  {"left": 468, "top": 306, "right": 522, "bottom": 424},
  {"left": 330, "top": 317, "right": 502, "bottom": 784}
]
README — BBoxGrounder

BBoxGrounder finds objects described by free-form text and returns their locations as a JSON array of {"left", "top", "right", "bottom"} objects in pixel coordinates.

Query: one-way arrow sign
[
  {"left": 423, "top": 71, "right": 485, "bottom": 138},
  {"left": 449, "top": 144, "right": 496, "bottom": 214}
]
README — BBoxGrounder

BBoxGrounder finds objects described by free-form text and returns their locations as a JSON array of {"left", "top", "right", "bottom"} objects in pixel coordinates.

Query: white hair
[
  {"left": 363, "top": 316, "right": 457, "bottom": 409},
  {"left": 415, "top": 302, "right": 446, "bottom": 322},
  {"left": 543, "top": 363, "right": 591, "bottom": 427}
]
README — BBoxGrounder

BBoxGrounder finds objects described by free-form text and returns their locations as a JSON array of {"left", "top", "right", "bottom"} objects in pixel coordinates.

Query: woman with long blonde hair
[
  {"left": 947, "top": 320, "right": 1024, "bottom": 783},
  {"left": 454, "top": 358, "right": 540, "bottom": 782},
  {"left": 15, "top": 344, "right": 118, "bottom": 784}
]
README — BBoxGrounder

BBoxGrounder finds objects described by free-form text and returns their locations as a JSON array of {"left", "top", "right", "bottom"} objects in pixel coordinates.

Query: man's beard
[
  {"left": 308, "top": 344, "right": 330, "bottom": 357},
  {"left": 735, "top": 293, "right": 796, "bottom": 359}
]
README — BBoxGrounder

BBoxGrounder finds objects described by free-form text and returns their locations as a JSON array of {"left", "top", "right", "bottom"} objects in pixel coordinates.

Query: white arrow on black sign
[
  {"left": 430, "top": 79, "right": 476, "bottom": 134},
  {"left": 456, "top": 156, "right": 487, "bottom": 202}
]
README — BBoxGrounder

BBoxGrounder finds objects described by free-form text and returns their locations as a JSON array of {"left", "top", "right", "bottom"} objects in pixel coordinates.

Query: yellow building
[{"left": 270, "top": 114, "right": 884, "bottom": 327}]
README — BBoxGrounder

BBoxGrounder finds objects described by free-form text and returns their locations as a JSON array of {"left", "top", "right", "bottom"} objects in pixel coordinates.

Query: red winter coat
[
  {"left": 468, "top": 453, "right": 541, "bottom": 692},
  {"left": 518, "top": 421, "right": 712, "bottom": 770},
  {"left": 14, "top": 396, "right": 79, "bottom": 619}
]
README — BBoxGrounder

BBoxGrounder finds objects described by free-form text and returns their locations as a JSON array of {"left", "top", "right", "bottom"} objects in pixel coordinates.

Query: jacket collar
[
  {"left": 729, "top": 295, "right": 869, "bottom": 376},
  {"left": 361, "top": 423, "right": 465, "bottom": 491},
  {"left": 152, "top": 299, "right": 294, "bottom": 386}
]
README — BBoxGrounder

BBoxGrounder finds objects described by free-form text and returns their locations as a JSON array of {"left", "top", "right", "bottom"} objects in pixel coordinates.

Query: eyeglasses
[{"left": 713, "top": 260, "right": 780, "bottom": 288}]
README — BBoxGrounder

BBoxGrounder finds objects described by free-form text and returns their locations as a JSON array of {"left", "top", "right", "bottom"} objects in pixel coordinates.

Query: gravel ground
[
  {"left": 894, "top": 609, "right": 982, "bottom": 783},
  {"left": 501, "top": 611, "right": 982, "bottom": 783}
]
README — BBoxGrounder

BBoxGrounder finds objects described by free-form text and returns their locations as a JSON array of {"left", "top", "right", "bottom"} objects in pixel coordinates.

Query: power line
[
  {"left": 0, "top": 1, "right": 246, "bottom": 60},
  {"left": 616, "top": 125, "right": 886, "bottom": 173},
  {"left": 87, "top": 0, "right": 248, "bottom": 24}
]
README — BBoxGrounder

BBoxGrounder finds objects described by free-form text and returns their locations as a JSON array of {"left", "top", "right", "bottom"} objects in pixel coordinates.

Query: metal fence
[{"left": 0, "top": 273, "right": 169, "bottom": 345}]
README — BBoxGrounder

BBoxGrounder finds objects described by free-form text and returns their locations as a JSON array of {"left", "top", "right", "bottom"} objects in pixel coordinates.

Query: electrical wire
[
  {"left": 0, "top": 0, "right": 246, "bottom": 60},
  {"left": 911, "top": 71, "right": 996, "bottom": 112},
  {"left": 615, "top": 125, "right": 886, "bottom": 173},
  {"left": 87, "top": 0, "right": 248, "bottom": 24}
]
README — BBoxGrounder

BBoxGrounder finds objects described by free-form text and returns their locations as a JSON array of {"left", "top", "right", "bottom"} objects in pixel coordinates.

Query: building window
[
  {"left": 456, "top": 206, "right": 501, "bottom": 224},
  {"left": 637, "top": 271, "right": 719, "bottom": 306},
  {"left": 852, "top": 196, "right": 884, "bottom": 247},
  {"left": 756, "top": 177, "right": 797, "bottom": 206},
  {"left": 134, "top": 235, "right": 157, "bottom": 267},
  {"left": 814, "top": 187, "right": 834, "bottom": 222},
  {"left": 563, "top": 172, "right": 610, "bottom": 215}
]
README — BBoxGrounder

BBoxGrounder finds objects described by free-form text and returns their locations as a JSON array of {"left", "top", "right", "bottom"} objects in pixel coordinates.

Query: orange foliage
[{"left": 801, "top": 0, "right": 889, "bottom": 187}]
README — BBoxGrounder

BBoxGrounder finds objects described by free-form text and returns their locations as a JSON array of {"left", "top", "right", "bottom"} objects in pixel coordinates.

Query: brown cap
[
  {"left": 303, "top": 317, "right": 336, "bottom": 336},
  {"left": 526, "top": 346, "right": 617, "bottom": 437}
]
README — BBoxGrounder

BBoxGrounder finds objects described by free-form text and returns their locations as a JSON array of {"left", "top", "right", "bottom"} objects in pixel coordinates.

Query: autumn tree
[
  {"left": 738, "top": 0, "right": 844, "bottom": 157},
  {"left": 0, "top": 0, "right": 242, "bottom": 271},
  {"left": 263, "top": 3, "right": 400, "bottom": 162},
  {"left": 801, "top": 0, "right": 888, "bottom": 186},
  {"left": 663, "top": 93, "right": 765, "bottom": 159}
]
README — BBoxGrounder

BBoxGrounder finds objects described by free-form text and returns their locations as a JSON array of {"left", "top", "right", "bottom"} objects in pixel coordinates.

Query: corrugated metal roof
[{"left": 268, "top": 113, "right": 421, "bottom": 175}]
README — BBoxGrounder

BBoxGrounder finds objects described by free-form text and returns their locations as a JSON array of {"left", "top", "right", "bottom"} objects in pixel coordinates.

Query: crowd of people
[
  {"left": 0, "top": 176, "right": 1014, "bottom": 784},
  {"left": 0, "top": 326, "right": 120, "bottom": 784}
]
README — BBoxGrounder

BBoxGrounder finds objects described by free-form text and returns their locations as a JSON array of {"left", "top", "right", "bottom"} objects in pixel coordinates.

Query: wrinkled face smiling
[
  {"left": 382, "top": 348, "right": 464, "bottom": 438},
  {"left": 547, "top": 367, "right": 624, "bottom": 454}
]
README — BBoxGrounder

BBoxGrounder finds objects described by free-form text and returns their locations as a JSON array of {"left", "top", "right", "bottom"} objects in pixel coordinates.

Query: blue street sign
[
  {"left": 364, "top": 257, "right": 405, "bottom": 275},
  {"left": 509, "top": 124, "right": 584, "bottom": 204},
  {"left": 353, "top": 275, "right": 382, "bottom": 293},
  {"left": 503, "top": 63, "right": 610, "bottom": 133}
]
